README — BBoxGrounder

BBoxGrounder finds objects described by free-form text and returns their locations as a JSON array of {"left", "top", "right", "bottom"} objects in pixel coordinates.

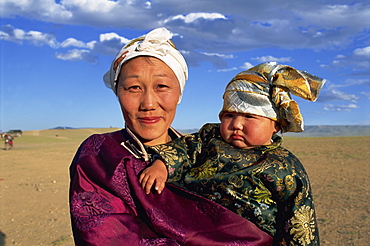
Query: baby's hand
[{"left": 139, "top": 159, "right": 168, "bottom": 195}]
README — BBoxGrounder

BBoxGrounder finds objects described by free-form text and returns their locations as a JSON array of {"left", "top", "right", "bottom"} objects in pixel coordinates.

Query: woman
[{"left": 69, "top": 28, "right": 272, "bottom": 245}]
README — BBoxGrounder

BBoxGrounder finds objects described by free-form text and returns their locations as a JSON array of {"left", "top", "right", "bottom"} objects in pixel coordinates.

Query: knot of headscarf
[
  {"left": 136, "top": 29, "right": 173, "bottom": 56},
  {"left": 103, "top": 27, "right": 188, "bottom": 103},
  {"left": 220, "top": 62, "right": 325, "bottom": 133}
]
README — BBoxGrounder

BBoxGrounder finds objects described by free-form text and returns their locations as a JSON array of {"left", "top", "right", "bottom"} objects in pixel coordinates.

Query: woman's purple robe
[{"left": 69, "top": 129, "right": 272, "bottom": 245}]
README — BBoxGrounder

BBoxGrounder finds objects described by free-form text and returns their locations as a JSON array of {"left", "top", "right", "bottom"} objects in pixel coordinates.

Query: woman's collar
[{"left": 120, "top": 125, "right": 181, "bottom": 162}]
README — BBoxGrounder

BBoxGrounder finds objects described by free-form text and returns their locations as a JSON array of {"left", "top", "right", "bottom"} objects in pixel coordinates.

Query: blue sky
[{"left": 0, "top": 0, "right": 369, "bottom": 132}]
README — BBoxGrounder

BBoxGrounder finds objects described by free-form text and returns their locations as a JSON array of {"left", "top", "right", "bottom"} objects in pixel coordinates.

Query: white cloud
[
  {"left": 323, "top": 78, "right": 370, "bottom": 90},
  {"left": 0, "top": 25, "right": 58, "bottom": 48},
  {"left": 356, "top": 60, "right": 370, "bottom": 69},
  {"left": 62, "top": 0, "right": 116, "bottom": 13},
  {"left": 60, "top": 38, "right": 86, "bottom": 48},
  {"left": 353, "top": 46, "right": 370, "bottom": 57},
  {"left": 86, "top": 41, "right": 96, "bottom": 50},
  {"left": 144, "top": 1, "right": 151, "bottom": 9},
  {"left": 200, "top": 52, "right": 233, "bottom": 59},
  {"left": 319, "top": 89, "right": 359, "bottom": 102},
  {"left": 345, "top": 78, "right": 370, "bottom": 86},
  {"left": 0, "top": 25, "right": 134, "bottom": 62},
  {"left": 251, "top": 56, "right": 292, "bottom": 63},
  {"left": 0, "top": 0, "right": 368, "bottom": 55},
  {"left": 165, "top": 12, "right": 227, "bottom": 24},
  {"left": 361, "top": 92, "right": 370, "bottom": 99},
  {"left": 324, "top": 103, "right": 359, "bottom": 112},
  {"left": 217, "top": 67, "right": 238, "bottom": 72},
  {"left": 0, "top": 0, "right": 72, "bottom": 21},
  {"left": 296, "top": 3, "right": 369, "bottom": 30},
  {"left": 55, "top": 49, "right": 88, "bottom": 61},
  {"left": 240, "top": 62, "right": 254, "bottom": 70},
  {"left": 99, "top": 32, "right": 130, "bottom": 44},
  {"left": 55, "top": 49, "right": 97, "bottom": 63},
  {"left": 329, "top": 46, "right": 370, "bottom": 73},
  {"left": 1, "top": 0, "right": 369, "bottom": 72}
]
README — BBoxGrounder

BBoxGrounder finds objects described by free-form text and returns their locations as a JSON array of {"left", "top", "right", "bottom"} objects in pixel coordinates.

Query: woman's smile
[{"left": 138, "top": 116, "right": 163, "bottom": 124}]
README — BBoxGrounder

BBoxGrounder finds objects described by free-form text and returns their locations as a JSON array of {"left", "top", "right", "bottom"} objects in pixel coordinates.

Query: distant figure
[
  {"left": 0, "top": 230, "right": 5, "bottom": 246},
  {"left": 4, "top": 134, "right": 13, "bottom": 150}
]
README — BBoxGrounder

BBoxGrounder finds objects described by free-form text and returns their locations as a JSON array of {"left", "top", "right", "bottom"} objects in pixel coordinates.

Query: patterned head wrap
[
  {"left": 220, "top": 62, "right": 325, "bottom": 133},
  {"left": 103, "top": 27, "right": 188, "bottom": 103}
]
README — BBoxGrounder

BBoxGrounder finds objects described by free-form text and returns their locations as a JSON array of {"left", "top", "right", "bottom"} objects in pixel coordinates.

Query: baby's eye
[
  {"left": 224, "top": 113, "right": 234, "bottom": 118},
  {"left": 244, "top": 114, "right": 255, "bottom": 119}
]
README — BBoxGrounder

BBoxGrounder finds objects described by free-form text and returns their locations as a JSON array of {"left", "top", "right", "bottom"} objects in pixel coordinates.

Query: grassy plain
[{"left": 0, "top": 128, "right": 369, "bottom": 245}]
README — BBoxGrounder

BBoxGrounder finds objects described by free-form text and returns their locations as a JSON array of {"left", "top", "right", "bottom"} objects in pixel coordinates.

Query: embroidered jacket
[
  {"left": 151, "top": 123, "right": 320, "bottom": 246},
  {"left": 69, "top": 128, "right": 273, "bottom": 245}
]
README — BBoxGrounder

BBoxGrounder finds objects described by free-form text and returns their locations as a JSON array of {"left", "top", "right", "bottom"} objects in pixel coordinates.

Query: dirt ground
[{"left": 0, "top": 129, "right": 369, "bottom": 245}]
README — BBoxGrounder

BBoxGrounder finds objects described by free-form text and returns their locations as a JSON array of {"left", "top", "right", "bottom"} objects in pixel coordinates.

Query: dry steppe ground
[{"left": 0, "top": 129, "right": 369, "bottom": 245}]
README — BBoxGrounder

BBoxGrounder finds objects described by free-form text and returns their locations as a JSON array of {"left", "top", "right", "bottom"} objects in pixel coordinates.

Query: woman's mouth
[{"left": 139, "top": 117, "right": 162, "bottom": 124}]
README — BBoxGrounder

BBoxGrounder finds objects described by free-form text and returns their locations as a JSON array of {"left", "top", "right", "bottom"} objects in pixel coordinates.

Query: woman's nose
[{"left": 140, "top": 89, "right": 156, "bottom": 111}]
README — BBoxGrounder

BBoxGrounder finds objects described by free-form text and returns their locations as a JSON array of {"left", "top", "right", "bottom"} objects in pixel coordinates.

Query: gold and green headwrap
[{"left": 220, "top": 62, "right": 326, "bottom": 133}]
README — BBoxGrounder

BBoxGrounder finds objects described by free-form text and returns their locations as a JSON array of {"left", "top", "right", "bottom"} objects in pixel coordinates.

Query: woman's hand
[{"left": 139, "top": 159, "right": 168, "bottom": 194}]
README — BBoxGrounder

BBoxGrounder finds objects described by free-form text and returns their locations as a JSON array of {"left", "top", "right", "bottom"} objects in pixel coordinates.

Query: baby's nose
[{"left": 231, "top": 118, "right": 243, "bottom": 130}]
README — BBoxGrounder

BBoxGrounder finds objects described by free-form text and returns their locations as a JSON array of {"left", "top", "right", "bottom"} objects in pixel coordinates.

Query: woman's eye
[
  {"left": 128, "top": 85, "right": 141, "bottom": 91},
  {"left": 157, "top": 84, "right": 169, "bottom": 90}
]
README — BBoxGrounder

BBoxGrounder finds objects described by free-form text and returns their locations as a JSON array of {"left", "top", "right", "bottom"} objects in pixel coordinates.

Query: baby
[{"left": 140, "top": 62, "right": 324, "bottom": 246}]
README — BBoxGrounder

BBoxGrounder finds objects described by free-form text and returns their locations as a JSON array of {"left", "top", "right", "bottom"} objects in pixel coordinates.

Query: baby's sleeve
[
  {"left": 262, "top": 150, "right": 320, "bottom": 246},
  {"left": 150, "top": 132, "right": 204, "bottom": 182}
]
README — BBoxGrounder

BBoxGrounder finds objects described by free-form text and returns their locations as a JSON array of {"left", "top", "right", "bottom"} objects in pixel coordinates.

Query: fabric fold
[{"left": 125, "top": 156, "right": 273, "bottom": 246}]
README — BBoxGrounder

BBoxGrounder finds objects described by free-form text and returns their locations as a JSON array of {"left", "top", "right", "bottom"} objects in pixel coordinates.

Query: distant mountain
[
  {"left": 178, "top": 125, "right": 370, "bottom": 137},
  {"left": 177, "top": 128, "right": 199, "bottom": 134},
  {"left": 48, "top": 125, "right": 370, "bottom": 137},
  {"left": 283, "top": 125, "right": 370, "bottom": 137},
  {"left": 50, "top": 126, "right": 77, "bottom": 130}
]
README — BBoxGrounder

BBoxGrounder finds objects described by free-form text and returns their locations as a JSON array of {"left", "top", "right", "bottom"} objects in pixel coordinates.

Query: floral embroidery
[
  {"left": 189, "top": 161, "right": 218, "bottom": 179},
  {"left": 132, "top": 156, "right": 149, "bottom": 175},
  {"left": 290, "top": 205, "right": 316, "bottom": 245},
  {"left": 228, "top": 175, "right": 244, "bottom": 188},
  {"left": 284, "top": 175, "right": 295, "bottom": 192},
  {"left": 294, "top": 192, "right": 304, "bottom": 206},
  {"left": 79, "top": 134, "right": 105, "bottom": 159},
  {"left": 146, "top": 208, "right": 185, "bottom": 243},
  {"left": 151, "top": 145, "right": 179, "bottom": 166},
  {"left": 254, "top": 186, "right": 274, "bottom": 205},
  {"left": 226, "top": 188, "right": 246, "bottom": 200},
  {"left": 112, "top": 160, "right": 136, "bottom": 209},
  {"left": 139, "top": 238, "right": 180, "bottom": 246},
  {"left": 254, "top": 207, "right": 262, "bottom": 216},
  {"left": 70, "top": 191, "right": 113, "bottom": 231},
  {"left": 225, "top": 241, "right": 257, "bottom": 246},
  {"left": 194, "top": 200, "right": 227, "bottom": 217},
  {"left": 269, "top": 148, "right": 290, "bottom": 157}
]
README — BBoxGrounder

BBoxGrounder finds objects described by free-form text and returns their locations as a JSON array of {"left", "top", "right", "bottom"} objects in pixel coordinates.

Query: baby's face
[{"left": 220, "top": 112, "right": 279, "bottom": 149}]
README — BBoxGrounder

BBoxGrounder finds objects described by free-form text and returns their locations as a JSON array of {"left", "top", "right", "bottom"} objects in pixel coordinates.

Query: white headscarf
[{"left": 103, "top": 27, "right": 188, "bottom": 103}]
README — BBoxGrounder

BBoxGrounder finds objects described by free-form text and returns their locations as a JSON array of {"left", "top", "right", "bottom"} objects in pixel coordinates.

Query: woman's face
[
  {"left": 220, "top": 112, "right": 279, "bottom": 149},
  {"left": 117, "top": 56, "right": 180, "bottom": 146}
]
